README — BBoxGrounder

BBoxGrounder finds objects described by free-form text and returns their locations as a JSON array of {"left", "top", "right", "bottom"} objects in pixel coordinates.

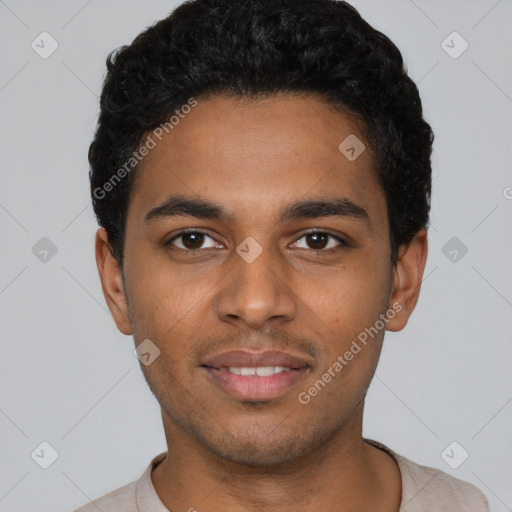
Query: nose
[{"left": 215, "top": 243, "right": 297, "bottom": 330}]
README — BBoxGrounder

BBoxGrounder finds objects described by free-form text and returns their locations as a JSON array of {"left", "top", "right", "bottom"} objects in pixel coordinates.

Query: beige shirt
[{"left": 74, "top": 438, "right": 489, "bottom": 511}]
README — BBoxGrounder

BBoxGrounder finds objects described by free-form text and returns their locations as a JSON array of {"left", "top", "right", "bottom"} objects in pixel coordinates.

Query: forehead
[{"left": 128, "top": 94, "right": 386, "bottom": 224}]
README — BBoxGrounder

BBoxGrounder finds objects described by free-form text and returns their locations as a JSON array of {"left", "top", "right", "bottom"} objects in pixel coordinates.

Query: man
[{"left": 76, "top": 0, "right": 489, "bottom": 510}]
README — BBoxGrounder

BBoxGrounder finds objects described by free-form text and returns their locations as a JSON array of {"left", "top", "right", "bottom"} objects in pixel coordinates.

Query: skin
[{"left": 96, "top": 94, "right": 428, "bottom": 511}]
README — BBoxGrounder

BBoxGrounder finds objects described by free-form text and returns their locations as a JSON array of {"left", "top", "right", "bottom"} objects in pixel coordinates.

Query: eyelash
[{"left": 165, "top": 229, "right": 349, "bottom": 254}]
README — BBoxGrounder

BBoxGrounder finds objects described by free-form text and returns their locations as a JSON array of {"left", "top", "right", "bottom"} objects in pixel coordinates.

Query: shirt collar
[{"left": 135, "top": 452, "right": 169, "bottom": 511}]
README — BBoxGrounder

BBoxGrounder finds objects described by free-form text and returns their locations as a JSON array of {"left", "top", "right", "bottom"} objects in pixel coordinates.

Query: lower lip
[{"left": 202, "top": 367, "right": 309, "bottom": 401}]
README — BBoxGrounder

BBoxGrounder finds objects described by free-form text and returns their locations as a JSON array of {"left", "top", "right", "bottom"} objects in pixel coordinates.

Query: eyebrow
[{"left": 144, "top": 194, "right": 370, "bottom": 226}]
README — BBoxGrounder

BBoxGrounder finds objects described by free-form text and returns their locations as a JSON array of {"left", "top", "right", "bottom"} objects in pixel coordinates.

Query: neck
[{"left": 151, "top": 401, "right": 402, "bottom": 512}]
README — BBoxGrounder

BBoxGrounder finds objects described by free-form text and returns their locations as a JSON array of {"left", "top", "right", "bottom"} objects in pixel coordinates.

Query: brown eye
[
  {"left": 291, "top": 231, "right": 348, "bottom": 251},
  {"left": 180, "top": 232, "right": 205, "bottom": 249},
  {"left": 305, "top": 232, "right": 329, "bottom": 250},
  {"left": 167, "top": 231, "right": 220, "bottom": 251}
]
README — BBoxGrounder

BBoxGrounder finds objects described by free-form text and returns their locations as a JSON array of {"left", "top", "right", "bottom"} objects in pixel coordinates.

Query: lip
[
  {"left": 200, "top": 350, "right": 312, "bottom": 401},
  {"left": 202, "top": 349, "right": 311, "bottom": 369}
]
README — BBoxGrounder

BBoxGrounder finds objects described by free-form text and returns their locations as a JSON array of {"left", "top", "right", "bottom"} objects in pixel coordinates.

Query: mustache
[{"left": 188, "top": 328, "right": 319, "bottom": 361}]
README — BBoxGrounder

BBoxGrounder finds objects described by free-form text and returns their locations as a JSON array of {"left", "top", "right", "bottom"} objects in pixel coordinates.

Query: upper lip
[{"left": 201, "top": 350, "right": 311, "bottom": 369}]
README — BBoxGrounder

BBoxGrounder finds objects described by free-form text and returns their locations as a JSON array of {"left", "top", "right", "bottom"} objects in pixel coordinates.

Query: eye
[
  {"left": 166, "top": 230, "right": 222, "bottom": 251},
  {"left": 166, "top": 229, "right": 348, "bottom": 253},
  {"left": 291, "top": 231, "right": 348, "bottom": 251}
]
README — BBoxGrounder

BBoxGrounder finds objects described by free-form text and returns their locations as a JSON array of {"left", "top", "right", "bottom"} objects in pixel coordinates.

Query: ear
[
  {"left": 385, "top": 228, "right": 428, "bottom": 332},
  {"left": 95, "top": 228, "right": 132, "bottom": 335}
]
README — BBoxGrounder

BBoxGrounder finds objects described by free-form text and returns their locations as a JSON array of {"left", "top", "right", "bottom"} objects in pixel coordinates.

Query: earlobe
[
  {"left": 95, "top": 228, "right": 133, "bottom": 335},
  {"left": 386, "top": 229, "right": 428, "bottom": 332}
]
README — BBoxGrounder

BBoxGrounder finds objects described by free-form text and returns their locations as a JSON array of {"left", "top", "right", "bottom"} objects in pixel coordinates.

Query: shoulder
[
  {"left": 73, "top": 481, "right": 137, "bottom": 512},
  {"left": 73, "top": 452, "right": 167, "bottom": 512},
  {"left": 365, "top": 439, "right": 489, "bottom": 512},
  {"left": 398, "top": 453, "right": 489, "bottom": 511}
]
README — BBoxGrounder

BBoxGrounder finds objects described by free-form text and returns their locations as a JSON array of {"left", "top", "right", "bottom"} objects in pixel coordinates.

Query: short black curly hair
[{"left": 89, "top": 0, "right": 433, "bottom": 269}]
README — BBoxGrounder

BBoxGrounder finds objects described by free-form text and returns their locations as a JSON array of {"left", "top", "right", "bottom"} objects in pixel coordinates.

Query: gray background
[{"left": 1, "top": 0, "right": 511, "bottom": 510}]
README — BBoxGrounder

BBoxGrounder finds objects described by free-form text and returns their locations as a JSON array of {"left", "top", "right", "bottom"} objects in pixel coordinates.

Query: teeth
[
  {"left": 256, "top": 366, "right": 287, "bottom": 376},
  {"left": 255, "top": 366, "right": 277, "bottom": 377},
  {"left": 224, "top": 366, "right": 291, "bottom": 376}
]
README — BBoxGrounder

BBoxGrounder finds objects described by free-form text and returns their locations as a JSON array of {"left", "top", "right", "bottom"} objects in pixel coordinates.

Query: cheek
[
  {"left": 297, "top": 344, "right": 380, "bottom": 420},
  {"left": 130, "top": 282, "right": 208, "bottom": 345},
  {"left": 303, "top": 256, "right": 389, "bottom": 325},
  {"left": 298, "top": 257, "right": 390, "bottom": 369},
  {"left": 126, "top": 244, "right": 210, "bottom": 320}
]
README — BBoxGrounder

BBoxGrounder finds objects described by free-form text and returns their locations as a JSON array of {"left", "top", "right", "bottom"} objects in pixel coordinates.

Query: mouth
[{"left": 200, "top": 350, "right": 311, "bottom": 401}]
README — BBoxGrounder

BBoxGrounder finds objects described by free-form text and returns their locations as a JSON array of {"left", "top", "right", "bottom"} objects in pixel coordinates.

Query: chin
[
  {"left": 215, "top": 441, "right": 306, "bottom": 467},
  {"left": 199, "top": 424, "right": 321, "bottom": 468}
]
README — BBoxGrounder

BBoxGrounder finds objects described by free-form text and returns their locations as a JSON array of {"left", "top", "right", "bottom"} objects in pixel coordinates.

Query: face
[{"left": 96, "top": 94, "right": 427, "bottom": 466}]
